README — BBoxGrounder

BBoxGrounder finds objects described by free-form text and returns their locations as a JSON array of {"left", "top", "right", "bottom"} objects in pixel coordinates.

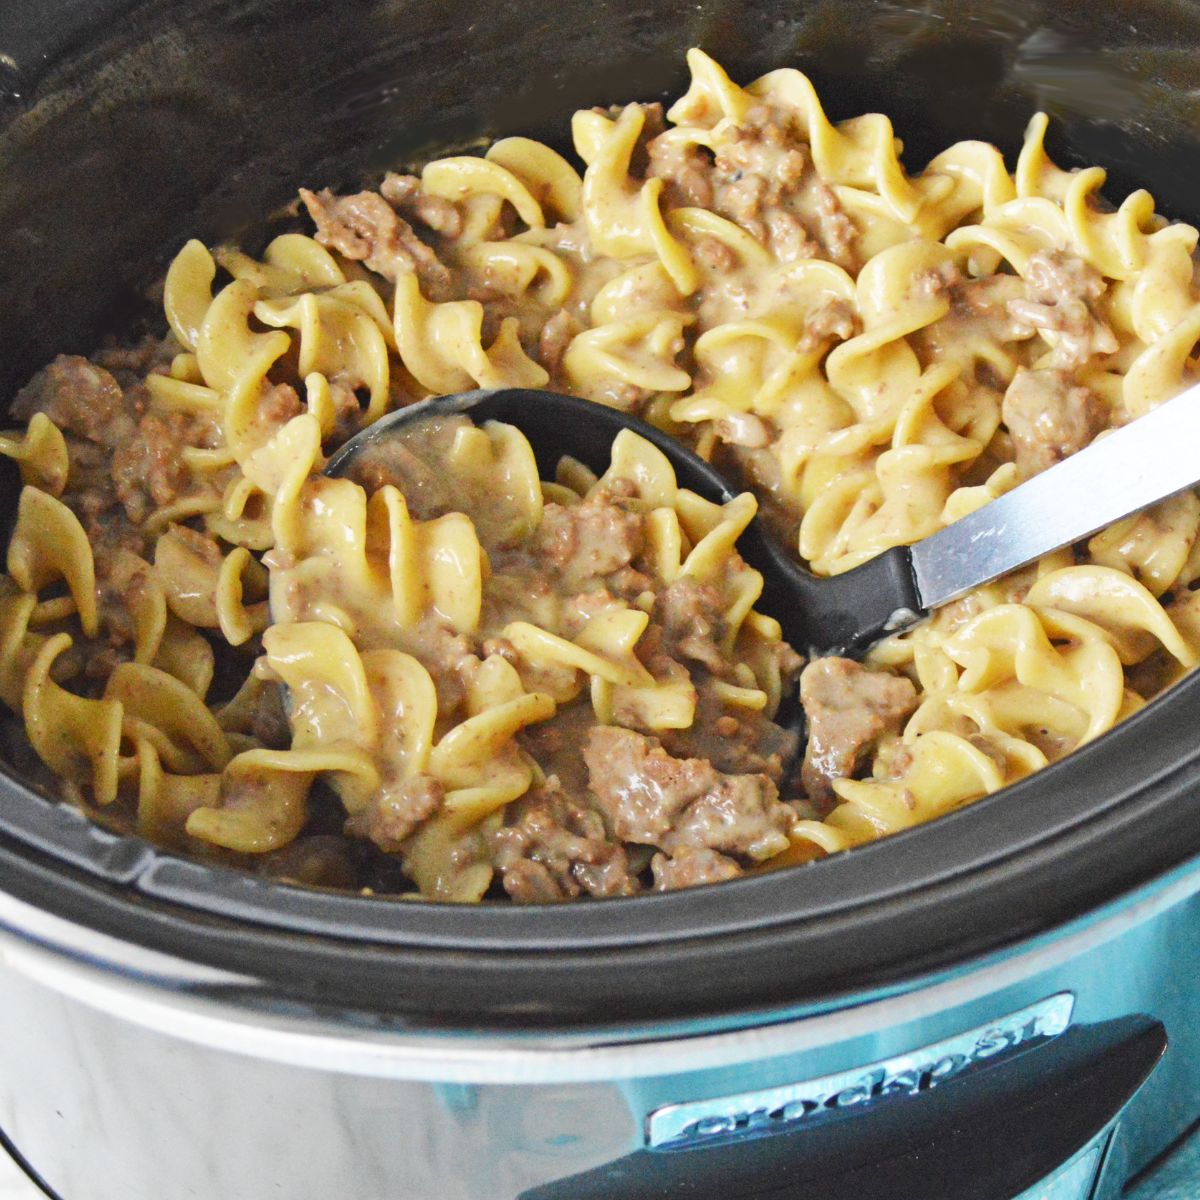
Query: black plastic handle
[
  {"left": 520, "top": 1014, "right": 1167, "bottom": 1200},
  {"left": 777, "top": 544, "right": 925, "bottom": 658}
]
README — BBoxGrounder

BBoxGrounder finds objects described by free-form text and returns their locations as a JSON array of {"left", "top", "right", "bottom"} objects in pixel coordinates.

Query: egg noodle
[{"left": 2, "top": 48, "right": 1199, "bottom": 899}]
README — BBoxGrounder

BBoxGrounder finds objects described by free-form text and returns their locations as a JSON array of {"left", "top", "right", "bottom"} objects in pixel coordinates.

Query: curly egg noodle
[{"left": 3, "top": 48, "right": 1200, "bottom": 900}]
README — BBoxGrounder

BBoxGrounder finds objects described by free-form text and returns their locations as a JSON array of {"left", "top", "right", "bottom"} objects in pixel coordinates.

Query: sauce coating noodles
[{"left": 2, "top": 49, "right": 1199, "bottom": 899}]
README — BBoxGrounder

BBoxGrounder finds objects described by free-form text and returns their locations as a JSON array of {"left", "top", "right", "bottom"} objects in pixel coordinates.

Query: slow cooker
[{"left": 1, "top": 1, "right": 1200, "bottom": 1196}]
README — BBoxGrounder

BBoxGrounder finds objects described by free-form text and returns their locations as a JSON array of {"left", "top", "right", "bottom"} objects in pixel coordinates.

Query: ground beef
[
  {"left": 948, "top": 274, "right": 1019, "bottom": 324},
  {"left": 517, "top": 701, "right": 596, "bottom": 797},
  {"left": 912, "top": 274, "right": 1038, "bottom": 377},
  {"left": 713, "top": 172, "right": 770, "bottom": 238},
  {"left": 762, "top": 210, "right": 818, "bottom": 263},
  {"left": 299, "top": 187, "right": 452, "bottom": 297},
  {"left": 260, "top": 381, "right": 303, "bottom": 427},
  {"left": 716, "top": 110, "right": 807, "bottom": 188},
  {"left": 94, "top": 550, "right": 156, "bottom": 648},
  {"left": 1001, "top": 367, "right": 1107, "bottom": 478},
  {"left": 61, "top": 437, "right": 114, "bottom": 508},
  {"left": 1026, "top": 248, "right": 1104, "bottom": 303},
  {"left": 800, "top": 299, "right": 859, "bottom": 351},
  {"left": 12, "top": 355, "right": 223, "bottom": 532},
  {"left": 111, "top": 409, "right": 197, "bottom": 521},
  {"left": 12, "top": 355, "right": 137, "bottom": 447},
  {"left": 661, "top": 685, "right": 800, "bottom": 784},
  {"left": 1006, "top": 249, "right": 1118, "bottom": 369},
  {"left": 913, "top": 261, "right": 963, "bottom": 302},
  {"left": 623, "top": 101, "right": 669, "bottom": 177},
  {"left": 668, "top": 775, "right": 792, "bottom": 858},
  {"left": 324, "top": 380, "right": 363, "bottom": 443},
  {"left": 537, "top": 309, "right": 577, "bottom": 377},
  {"left": 66, "top": 548, "right": 156, "bottom": 682},
  {"left": 413, "top": 623, "right": 480, "bottom": 715},
  {"left": 610, "top": 565, "right": 655, "bottom": 597},
  {"left": 489, "top": 779, "right": 638, "bottom": 902},
  {"left": 584, "top": 726, "right": 792, "bottom": 860},
  {"left": 799, "top": 657, "right": 918, "bottom": 804},
  {"left": 94, "top": 335, "right": 177, "bottom": 387},
  {"left": 79, "top": 511, "right": 145, "bottom": 581},
  {"left": 711, "top": 110, "right": 808, "bottom": 242},
  {"left": 812, "top": 181, "right": 858, "bottom": 269},
  {"left": 651, "top": 846, "right": 742, "bottom": 890},
  {"left": 344, "top": 774, "right": 444, "bottom": 852},
  {"left": 653, "top": 576, "right": 728, "bottom": 675},
  {"left": 691, "top": 234, "right": 738, "bottom": 274},
  {"left": 533, "top": 491, "right": 644, "bottom": 586},
  {"left": 62, "top": 465, "right": 120, "bottom": 552},
  {"left": 380, "top": 172, "right": 464, "bottom": 238},
  {"left": 647, "top": 134, "right": 715, "bottom": 209}
]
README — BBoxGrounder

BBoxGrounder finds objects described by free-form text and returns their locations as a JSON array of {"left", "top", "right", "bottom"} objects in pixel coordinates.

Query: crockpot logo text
[{"left": 646, "top": 993, "right": 1075, "bottom": 1149}]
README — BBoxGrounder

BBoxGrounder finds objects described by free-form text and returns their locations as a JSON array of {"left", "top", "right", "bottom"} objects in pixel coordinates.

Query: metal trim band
[{"left": 646, "top": 992, "right": 1075, "bottom": 1148}]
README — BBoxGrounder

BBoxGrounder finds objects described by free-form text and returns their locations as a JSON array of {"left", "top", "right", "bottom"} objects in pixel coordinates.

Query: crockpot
[{"left": 1, "top": 2, "right": 1199, "bottom": 1197}]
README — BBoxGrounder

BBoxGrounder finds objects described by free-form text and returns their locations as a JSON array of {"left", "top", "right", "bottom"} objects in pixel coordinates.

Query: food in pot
[
  {"left": 2, "top": 48, "right": 1198, "bottom": 898},
  {"left": 261, "top": 411, "right": 802, "bottom": 899}
]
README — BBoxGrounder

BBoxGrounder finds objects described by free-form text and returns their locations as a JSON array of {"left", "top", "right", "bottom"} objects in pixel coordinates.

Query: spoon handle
[
  {"left": 802, "top": 380, "right": 1200, "bottom": 659},
  {"left": 779, "top": 545, "right": 924, "bottom": 659},
  {"left": 909, "top": 379, "right": 1200, "bottom": 611}
]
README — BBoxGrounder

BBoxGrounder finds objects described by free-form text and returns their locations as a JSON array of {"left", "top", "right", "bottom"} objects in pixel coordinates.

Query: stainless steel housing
[{"left": 0, "top": 866, "right": 1195, "bottom": 1197}]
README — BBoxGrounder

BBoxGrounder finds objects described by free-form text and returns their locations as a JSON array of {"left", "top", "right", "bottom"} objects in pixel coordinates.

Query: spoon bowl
[{"left": 325, "top": 387, "right": 922, "bottom": 658}]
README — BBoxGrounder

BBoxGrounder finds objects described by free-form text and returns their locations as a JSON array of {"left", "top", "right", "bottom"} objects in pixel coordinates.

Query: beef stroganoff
[
  {"left": 260, "top": 413, "right": 802, "bottom": 899},
  {"left": 2, "top": 48, "right": 1199, "bottom": 899}
]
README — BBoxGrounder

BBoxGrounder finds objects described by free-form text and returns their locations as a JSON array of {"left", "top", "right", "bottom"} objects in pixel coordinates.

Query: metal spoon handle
[
  {"left": 909, "top": 379, "right": 1200, "bottom": 610},
  {"left": 801, "top": 379, "right": 1200, "bottom": 658}
]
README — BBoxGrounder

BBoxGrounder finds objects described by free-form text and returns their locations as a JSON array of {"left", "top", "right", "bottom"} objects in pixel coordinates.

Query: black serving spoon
[{"left": 326, "top": 385, "right": 1200, "bottom": 658}]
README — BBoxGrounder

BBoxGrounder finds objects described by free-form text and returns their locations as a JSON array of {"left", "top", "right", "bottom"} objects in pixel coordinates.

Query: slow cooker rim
[
  {"left": 5, "top": 0, "right": 1200, "bottom": 1029},
  {"left": 0, "top": 665, "right": 1198, "bottom": 1027}
]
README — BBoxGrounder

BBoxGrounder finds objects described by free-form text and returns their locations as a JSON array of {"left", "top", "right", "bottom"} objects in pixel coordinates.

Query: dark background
[{"left": 2, "top": 0, "right": 1200, "bottom": 399}]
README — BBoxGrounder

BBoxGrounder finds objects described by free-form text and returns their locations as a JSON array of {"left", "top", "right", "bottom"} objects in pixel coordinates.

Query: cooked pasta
[{"left": 2, "top": 48, "right": 1199, "bottom": 899}]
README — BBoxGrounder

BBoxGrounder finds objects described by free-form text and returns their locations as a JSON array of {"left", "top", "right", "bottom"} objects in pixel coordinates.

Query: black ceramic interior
[{"left": 1, "top": 0, "right": 1200, "bottom": 1029}]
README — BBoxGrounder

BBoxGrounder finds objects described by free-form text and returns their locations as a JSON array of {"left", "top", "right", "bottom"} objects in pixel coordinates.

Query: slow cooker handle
[{"left": 520, "top": 1012, "right": 1166, "bottom": 1200}]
